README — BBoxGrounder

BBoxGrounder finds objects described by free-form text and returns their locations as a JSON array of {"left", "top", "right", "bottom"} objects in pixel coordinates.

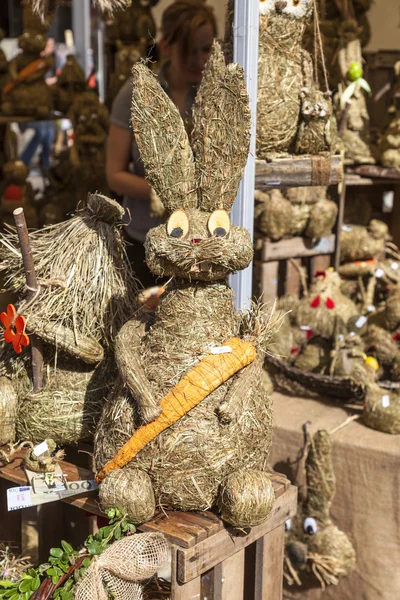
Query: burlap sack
[{"left": 75, "top": 533, "right": 169, "bottom": 600}]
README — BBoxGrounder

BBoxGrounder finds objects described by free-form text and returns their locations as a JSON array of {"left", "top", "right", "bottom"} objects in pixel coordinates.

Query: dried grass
[
  {"left": 340, "top": 220, "right": 388, "bottom": 263},
  {"left": 0, "top": 545, "right": 31, "bottom": 583},
  {"left": 218, "top": 469, "right": 275, "bottom": 527},
  {"left": 0, "top": 194, "right": 138, "bottom": 359},
  {"left": 0, "top": 377, "right": 18, "bottom": 445},
  {"left": 99, "top": 468, "right": 156, "bottom": 524},
  {"left": 363, "top": 383, "right": 400, "bottom": 434}
]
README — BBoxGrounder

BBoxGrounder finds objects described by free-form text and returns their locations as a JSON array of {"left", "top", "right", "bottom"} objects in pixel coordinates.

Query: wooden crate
[
  {"left": 364, "top": 50, "right": 400, "bottom": 136},
  {"left": 0, "top": 448, "right": 297, "bottom": 600},
  {"left": 255, "top": 155, "right": 343, "bottom": 190}
]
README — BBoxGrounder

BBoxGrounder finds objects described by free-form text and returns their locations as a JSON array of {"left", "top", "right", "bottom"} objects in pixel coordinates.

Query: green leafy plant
[{"left": 0, "top": 509, "right": 135, "bottom": 600}]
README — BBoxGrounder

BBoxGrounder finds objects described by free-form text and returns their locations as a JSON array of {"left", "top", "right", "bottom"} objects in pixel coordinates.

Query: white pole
[
  {"left": 230, "top": 0, "right": 259, "bottom": 312},
  {"left": 72, "top": 0, "right": 91, "bottom": 77}
]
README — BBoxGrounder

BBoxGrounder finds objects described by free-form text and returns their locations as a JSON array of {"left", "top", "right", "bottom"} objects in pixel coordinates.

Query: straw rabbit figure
[
  {"left": 94, "top": 43, "right": 277, "bottom": 528},
  {"left": 285, "top": 430, "right": 356, "bottom": 587}
]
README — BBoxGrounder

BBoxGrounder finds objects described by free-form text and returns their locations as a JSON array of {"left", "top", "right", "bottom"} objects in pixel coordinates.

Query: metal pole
[
  {"left": 230, "top": 0, "right": 259, "bottom": 312},
  {"left": 97, "top": 18, "right": 106, "bottom": 103},
  {"left": 72, "top": 0, "right": 91, "bottom": 76}
]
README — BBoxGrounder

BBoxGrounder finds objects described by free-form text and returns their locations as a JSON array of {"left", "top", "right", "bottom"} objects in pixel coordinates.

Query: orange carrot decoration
[
  {"left": 3, "top": 59, "right": 47, "bottom": 95},
  {"left": 96, "top": 337, "right": 257, "bottom": 483},
  {"left": 0, "top": 304, "right": 30, "bottom": 354}
]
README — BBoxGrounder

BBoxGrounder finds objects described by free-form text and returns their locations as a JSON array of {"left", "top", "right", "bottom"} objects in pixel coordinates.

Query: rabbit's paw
[
  {"left": 99, "top": 468, "right": 156, "bottom": 524},
  {"left": 218, "top": 469, "right": 275, "bottom": 528}
]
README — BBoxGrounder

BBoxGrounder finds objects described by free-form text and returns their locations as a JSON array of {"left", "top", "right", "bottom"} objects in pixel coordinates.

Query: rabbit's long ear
[
  {"left": 191, "top": 42, "right": 251, "bottom": 213},
  {"left": 131, "top": 64, "right": 197, "bottom": 213},
  {"left": 305, "top": 430, "right": 336, "bottom": 524}
]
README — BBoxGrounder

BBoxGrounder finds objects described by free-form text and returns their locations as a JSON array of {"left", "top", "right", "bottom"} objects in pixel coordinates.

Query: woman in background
[{"left": 106, "top": 0, "right": 217, "bottom": 287}]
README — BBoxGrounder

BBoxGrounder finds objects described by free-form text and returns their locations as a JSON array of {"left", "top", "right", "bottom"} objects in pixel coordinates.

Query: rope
[{"left": 313, "top": 0, "right": 330, "bottom": 93}]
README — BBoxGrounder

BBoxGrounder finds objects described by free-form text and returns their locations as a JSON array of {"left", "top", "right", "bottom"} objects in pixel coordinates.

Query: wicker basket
[{"left": 265, "top": 355, "right": 400, "bottom": 401}]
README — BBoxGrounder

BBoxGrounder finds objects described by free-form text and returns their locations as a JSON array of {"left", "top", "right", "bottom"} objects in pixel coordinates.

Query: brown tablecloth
[{"left": 269, "top": 392, "right": 400, "bottom": 600}]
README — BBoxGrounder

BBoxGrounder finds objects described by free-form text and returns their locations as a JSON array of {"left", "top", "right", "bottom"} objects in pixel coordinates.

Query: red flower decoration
[
  {"left": 291, "top": 347, "right": 299, "bottom": 355},
  {"left": 0, "top": 304, "right": 30, "bottom": 354},
  {"left": 306, "top": 328, "right": 313, "bottom": 340},
  {"left": 311, "top": 296, "right": 321, "bottom": 308},
  {"left": 315, "top": 270, "right": 326, "bottom": 279},
  {"left": 393, "top": 333, "right": 400, "bottom": 342},
  {"left": 325, "top": 297, "right": 335, "bottom": 309}
]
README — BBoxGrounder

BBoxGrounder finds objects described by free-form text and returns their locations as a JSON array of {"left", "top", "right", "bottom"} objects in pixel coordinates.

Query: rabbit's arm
[
  {"left": 217, "top": 357, "right": 263, "bottom": 424},
  {"left": 115, "top": 319, "right": 161, "bottom": 424}
]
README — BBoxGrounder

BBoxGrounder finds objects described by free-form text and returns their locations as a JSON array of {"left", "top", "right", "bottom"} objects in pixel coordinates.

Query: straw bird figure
[
  {"left": 295, "top": 88, "right": 338, "bottom": 155},
  {"left": 94, "top": 43, "right": 279, "bottom": 529}
]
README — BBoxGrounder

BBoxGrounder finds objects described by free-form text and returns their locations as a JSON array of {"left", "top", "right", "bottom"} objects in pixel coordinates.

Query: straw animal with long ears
[
  {"left": 94, "top": 42, "right": 278, "bottom": 528},
  {"left": 285, "top": 429, "right": 356, "bottom": 589},
  {"left": 2, "top": 4, "right": 54, "bottom": 118}
]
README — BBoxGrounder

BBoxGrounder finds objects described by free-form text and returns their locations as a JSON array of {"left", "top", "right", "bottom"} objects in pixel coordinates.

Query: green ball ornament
[{"left": 347, "top": 62, "right": 363, "bottom": 82}]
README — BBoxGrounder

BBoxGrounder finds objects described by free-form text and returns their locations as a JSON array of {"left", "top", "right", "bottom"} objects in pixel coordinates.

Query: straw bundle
[
  {"left": 363, "top": 384, "right": 400, "bottom": 434},
  {"left": 30, "top": 0, "right": 129, "bottom": 19},
  {"left": 369, "top": 287, "right": 400, "bottom": 331},
  {"left": 0, "top": 377, "right": 18, "bottom": 445},
  {"left": 0, "top": 194, "right": 138, "bottom": 358},
  {"left": 364, "top": 325, "right": 399, "bottom": 367},
  {"left": 257, "top": 6, "right": 313, "bottom": 157},
  {"left": 340, "top": 220, "right": 388, "bottom": 263},
  {"left": 17, "top": 354, "right": 115, "bottom": 445},
  {"left": 256, "top": 189, "right": 292, "bottom": 240},
  {"left": 286, "top": 187, "right": 327, "bottom": 205},
  {"left": 99, "top": 468, "right": 156, "bottom": 524},
  {"left": 218, "top": 469, "right": 274, "bottom": 527},
  {"left": 378, "top": 111, "right": 400, "bottom": 169},
  {"left": 305, "top": 200, "right": 338, "bottom": 239},
  {"left": 294, "top": 338, "right": 331, "bottom": 374}
]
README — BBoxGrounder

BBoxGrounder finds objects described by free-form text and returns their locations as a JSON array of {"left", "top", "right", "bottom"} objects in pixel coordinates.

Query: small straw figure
[
  {"left": 285, "top": 430, "right": 356, "bottom": 588},
  {"left": 0, "top": 194, "right": 139, "bottom": 445},
  {"left": 94, "top": 43, "right": 278, "bottom": 528},
  {"left": 52, "top": 54, "right": 88, "bottom": 115}
]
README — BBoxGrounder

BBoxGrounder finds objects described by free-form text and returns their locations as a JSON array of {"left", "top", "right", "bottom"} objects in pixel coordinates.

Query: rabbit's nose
[
  {"left": 287, "top": 541, "right": 308, "bottom": 568},
  {"left": 191, "top": 238, "right": 202, "bottom": 244}
]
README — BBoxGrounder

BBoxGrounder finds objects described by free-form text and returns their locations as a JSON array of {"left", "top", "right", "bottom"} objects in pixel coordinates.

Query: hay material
[
  {"left": 363, "top": 384, "right": 400, "bottom": 434},
  {"left": 338, "top": 259, "right": 377, "bottom": 278},
  {"left": 296, "top": 271, "right": 358, "bottom": 338},
  {"left": 0, "top": 194, "right": 138, "bottom": 357},
  {"left": 305, "top": 200, "right": 338, "bottom": 239},
  {"left": 378, "top": 109, "right": 400, "bottom": 169},
  {"left": 218, "top": 469, "right": 275, "bottom": 527},
  {"left": 368, "top": 287, "right": 400, "bottom": 331},
  {"left": 288, "top": 203, "right": 311, "bottom": 236},
  {"left": 24, "top": 438, "right": 64, "bottom": 472},
  {"left": 0, "top": 377, "right": 18, "bottom": 445},
  {"left": 269, "top": 314, "right": 294, "bottom": 358},
  {"left": 145, "top": 210, "right": 252, "bottom": 281},
  {"left": 340, "top": 220, "right": 388, "bottom": 263},
  {"left": 364, "top": 325, "right": 399, "bottom": 367},
  {"left": 295, "top": 89, "right": 338, "bottom": 155},
  {"left": 99, "top": 468, "right": 155, "bottom": 524},
  {"left": 256, "top": 190, "right": 292, "bottom": 240},
  {"left": 0, "top": 545, "right": 31, "bottom": 583},
  {"left": 286, "top": 187, "right": 327, "bottom": 205},
  {"left": 131, "top": 63, "right": 197, "bottom": 213},
  {"left": 107, "top": 42, "right": 146, "bottom": 110},
  {"left": 285, "top": 431, "right": 356, "bottom": 587},
  {"left": 53, "top": 54, "right": 88, "bottom": 114},
  {"left": 294, "top": 338, "right": 331, "bottom": 374},
  {"left": 17, "top": 354, "right": 115, "bottom": 445},
  {"left": 30, "top": 0, "right": 129, "bottom": 19},
  {"left": 192, "top": 42, "right": 251, "bottom": 212},
  {"left": 257, "top": 3, "right": 313, "bottom": 157}
]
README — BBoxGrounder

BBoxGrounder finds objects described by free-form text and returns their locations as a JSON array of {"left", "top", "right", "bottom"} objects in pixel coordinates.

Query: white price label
[
  {"left": 355, "top": 316, "right": 367, "bottom": 329},
  {"left": 300, "top": 326, "right": 312, "bottom": 331},
  {"left": 391, "top": 262, "right": 399, "bottom": 270},
  {"left": 342, "top": 225, "right": 353, "bottom": 232},
  {"left": 367, "top": 305, "right": 376, "bottom": 313},
  {"left": 32, "top": 441, "right": 49, "bottom": 457},
  {"left": 7, "top": 487, "right": 33, "bottom": 511},
  {"left": 381, "top": 395, "right": 390, "bottom": 409},
  {"left": 211, "top": 346, "right": 232, "bottom": 355},
  {"left": 376, "top": 269, "right": 385, "bottom": 278}
]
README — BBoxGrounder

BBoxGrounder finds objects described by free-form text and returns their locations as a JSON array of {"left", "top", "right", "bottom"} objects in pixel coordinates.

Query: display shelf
[
  {"left": 255, "top": 154, "right": 343, "bottom": 189},
  {"left": 345, "top": 164, "right": 400, "bottom": 181},
  {"left": 0, "top": 113, "right": 63, "bottom": 124}
]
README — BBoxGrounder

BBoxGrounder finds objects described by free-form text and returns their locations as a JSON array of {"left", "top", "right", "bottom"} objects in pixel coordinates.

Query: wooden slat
[
  {"left": 255, "top": 155, "right": 342, "bottom": 189},
  {"left": 262, "top": 235, "right": 335, "bottom": 262},
  {"left": 171, "top": 547, "right": 201, "bottom": 600},
  {"left": 390, "top": 185, "right": 400, "bottom": 251},
  {"left": 334, "top": 181, "right": 346, "bottom": 272},
  {"left": 258, "top": 260, "right": 279, "bottom": 303},
  {"left": 285, "top": 259, "right": 301, "bottom": 296},
  {"left": 346, "top": 164, "right": 400, "bottom": 181},
  {"left": 310, "top": 255, "right": 331, "bottom": 278},
  {"left": 254, "top": 524, "right": 285, "bottom": 600},
  {"left": 213, "top": 550, "right": 245, "bottom": 600},
  {"left": 176, "top": 485, "right": 297, "bottom": 583}
]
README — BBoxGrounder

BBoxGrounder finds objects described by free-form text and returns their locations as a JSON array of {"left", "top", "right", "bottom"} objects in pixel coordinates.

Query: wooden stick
[{"left": 13, "top": 208, "right": 44, "bottom": 392}]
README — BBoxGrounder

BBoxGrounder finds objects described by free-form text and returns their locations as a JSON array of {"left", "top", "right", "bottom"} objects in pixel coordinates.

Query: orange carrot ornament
[
  {"left": 96, "top": 337, "right": 256, "bottom": 483},
  {"left": 0, "top": 304, "right": 30, "bottom": 354}
]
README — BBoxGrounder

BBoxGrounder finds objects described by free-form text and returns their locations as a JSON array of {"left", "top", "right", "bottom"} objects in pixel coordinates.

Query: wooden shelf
[
  {"left": 255, "top": 154, "right": 343, "bottom": 189},
  {"left": 345, "top": 164, "right": 400, "bottom": 182},
  {"left": 259, "top": 234, "right": 336, "bottom": 262}
]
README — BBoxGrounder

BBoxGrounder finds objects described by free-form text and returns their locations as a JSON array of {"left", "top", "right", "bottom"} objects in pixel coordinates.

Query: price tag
[
  {"left": 376, "top": 268, "right": 385, "bottom": 278},
  {"left": 300, "top": 326, "right": 312, "bottom": 331},
  {"left": 391, "top": 262, "right": 399, "bottom": 270},
  {"left": 367, "top": 305, "right": 376, "bottom": 313},
  {"left": 342, "top": 225, "right": 353, "bottom": 232},
  {"left": 7, "top": 487, "right": 33, "bottom": 511},
  {"left": 32, "top": 441, "right": 49, "bottom": 457},
  {"left": 355, "top": 316, "right": 367, "bottom": 329},
  {"left": 211, "top": 346, "right": 232, "bottom": 355},
  {"left": 381, "top": 395, "right": 390, "bottom": 409}
]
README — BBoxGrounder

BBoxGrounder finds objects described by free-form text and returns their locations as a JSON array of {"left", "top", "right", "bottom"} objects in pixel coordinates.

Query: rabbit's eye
[
  {"left": 79, "top": 115, "right": 87, "bottom": 124},
  {"left": 167, "top": 210, "right": 189, "bottom": 239},
  {"left": 285, "top": 519, "right": 292, "bottom": 531},
  {"left": 303, "top": 517, "right": 318, "bottom": 535},
  {"left": 208, "top": 210, "right": 230, "bottom": 238}
]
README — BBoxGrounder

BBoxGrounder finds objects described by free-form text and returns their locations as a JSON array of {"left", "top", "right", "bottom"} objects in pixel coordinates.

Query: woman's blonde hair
[{"left": 161, "top": 0, "right": 217, "bottom": 57}]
